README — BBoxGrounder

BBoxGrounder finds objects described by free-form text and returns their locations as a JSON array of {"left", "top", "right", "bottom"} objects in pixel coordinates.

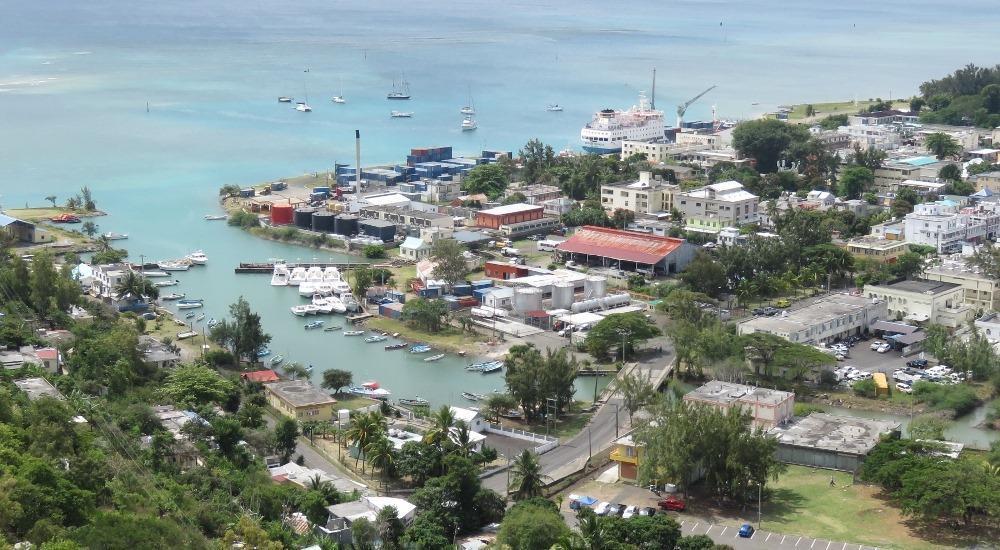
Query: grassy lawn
[
  {"left": 763, "top": 466, "right": 953, "bottom": 550},
  {"left": 328, "top": 394, "right": 379, "bottom": 410},
  {"left": 365, "top": 317, "right": 481, "bottom": 354},
  {"left": 6, "top": 207, "right": 90, "bottom": 222},
  {"left": 786, "top": 99, "right": 909, "bottom": 120}
]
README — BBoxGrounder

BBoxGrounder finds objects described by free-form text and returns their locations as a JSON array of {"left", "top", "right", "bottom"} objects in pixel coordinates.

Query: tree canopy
[
  {"left": 731, "top": 119, "right": 811, "bottom": 173},
  {"left": 584, "top": 312, "right": 662, "bottom": 360},
  {"left": 461, "top": 163, "right": 510, "bottom": 200}
]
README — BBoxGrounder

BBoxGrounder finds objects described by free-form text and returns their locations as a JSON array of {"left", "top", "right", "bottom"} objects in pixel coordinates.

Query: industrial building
[
  {"left": 865, "top": 278, "right": 972, "bottom": 328},
  {"left": 474, "top": 203, "right": 545, "bottom": 230},
  {"left": 358, "top": 205, "right": 454, "bottom": 230},
  {"left": 737, "top": 293, "right": 887, "bottom": 345},
  {"left": 769, "top": 413, "right": 900, "bottom": 472},
  {"left": 358, "top": 219, "right": 397, "bottom": 242},
  {"left": 683, "top": 381, "right": 795, "bottom": 430},
  {"left": 555, "top": 226, "right": 696, "bottom": 274}
]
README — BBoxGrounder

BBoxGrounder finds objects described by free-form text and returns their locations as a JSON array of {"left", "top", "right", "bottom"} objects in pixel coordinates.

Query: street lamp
[{"left": 616, "top": 328, "right": 632, "bottom": 364}]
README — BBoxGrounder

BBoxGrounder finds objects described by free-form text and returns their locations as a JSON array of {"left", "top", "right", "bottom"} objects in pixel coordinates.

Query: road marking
[
  {"left": 720, "top": 526, "right": 727, "bottom": 536},
  {"left": 705, "top": 525, "right": 712, "bottom": 535},
  {"left": 826, "top": 542, "right": 832, "bottom": 550},
  {"left": 691, "top": 522, "right": 699, "bottom": 531},
  {"left": 811, "top": 540, "right": 817, "bottom": 549},
  {"left": 796, "top": 536, "right": 803, "bottom": 546},
  {"left": 782, "top": 536, "right": 786, "bottom": 545},
  {"left": 680, "top": 520, "right": 685, "bottom": 526},
  {"left": 841, "top": 544, "right": 846, "bottom": 550},
  {"left": 766, "top": 533, "right": 772, "bottom": 543}
]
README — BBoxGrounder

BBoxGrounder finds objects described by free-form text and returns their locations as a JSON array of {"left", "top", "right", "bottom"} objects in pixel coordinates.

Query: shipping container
[
  {"left": 271, "top": 204, "right": 294, "bottom": 225},
  {"left": 452, "top": 284, "right": 472, "bottom": 296}
]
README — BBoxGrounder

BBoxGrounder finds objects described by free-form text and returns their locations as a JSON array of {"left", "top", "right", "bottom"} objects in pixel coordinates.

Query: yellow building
[
  {"left": 265, "top": 380, "right": 338, "bottom": 421},
  {"left": 841, "top": 236, "right": 909, "bottom": 263},
  {"left": 610, "top": 433, "right": 643, "bottom": 481}
]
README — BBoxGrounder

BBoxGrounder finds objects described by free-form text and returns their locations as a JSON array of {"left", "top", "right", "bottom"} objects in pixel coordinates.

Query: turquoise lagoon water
[{"left": 1, "top": 0, "right": 999, "bottom": 405}]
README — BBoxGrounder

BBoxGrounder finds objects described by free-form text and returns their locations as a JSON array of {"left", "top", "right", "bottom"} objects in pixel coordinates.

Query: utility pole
[
  {"left": 757, "top": 481, "right": 762, "bottom": 528},
  {"left": 588, "top": 426, "right": 592, "bottom": 461},
  {"left": 614, "top": 403, "right": 620, "bottom": 438}
]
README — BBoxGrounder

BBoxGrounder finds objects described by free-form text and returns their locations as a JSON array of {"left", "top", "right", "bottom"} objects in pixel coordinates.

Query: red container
[{"left": 271, "top": 204, "right": 294, "bottom": 225}]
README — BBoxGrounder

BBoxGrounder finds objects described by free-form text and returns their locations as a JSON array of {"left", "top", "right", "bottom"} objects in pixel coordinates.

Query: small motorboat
[
  {"left": 207, "top": 318, "right": 219, "bottom": 329},
  {"left": 399, "top": 397, "right": 429, "bottom": 407},
  {"left": 103, "top": 232, "right": 128, "bottom": 240},
  {"left": 204, "top": 214, "right": 227, "bottom": 220},
  {"left": 158, "top": 261, "right": 191, "bottom": 271},
  {"left": 390, "top": 110, "right": 413, "bottom": 118},
  {"left": 278, "top": 96, "right": 293, "bottom": 103},
  {"left": 184, "top": 312, "right": 196, "bottom": 319},
  {"left": 256, "top": 348, "right": 271, "bottom": 358},
  {"left": 365, "top": 334, "right": 388, "bottom": 343},
  {"left": 461, "top": 392, "right": 485, "bottom": 402},
  {"left": 424, "top": 353, "right": 445, "bottom": 362},
  {"left": 176, "top": 299, "right": 204, "bottom": 309},
  {"left": 343, "top": 330, "right": 365, "bottom": 336},
  {"left": 295, "top": 101, "right": 312, "bottom": 112},
  {"left": 323, "top": 325, "right": 343, "bottom": 332},
  {"left": 384, "top": 343, "right": 407, "bottom": 351},
  {"left": 162, "top": 292, "right": 185, "bottom": 301},
  {"left": 142, "top": 271, "right": 170, "bottom": 278},
  {"left": 291, "top": 304, "right": 319, "bottom": 316},
  {"left": 480, "top": 362, "right": 503, "bottom": 374},
  {"left": 547, "top": 104, "right": 563, "bottom": 112},
  {"left": 176, "top": 331, "right": 198, "bottom": 340},
  {"left": 348, "top": 381, "right": 391, "bottom": 400},
  {"left": 271, "top": 355, "right": 284, "bottom": 365},
  {"left": 409, "top": 344, "right": 431, "bottom": 354},
  {"left": 186, "top": 251, "right": 208, "bottom": 265},
  {"left": 331, "top": 95, "right": 346, "bottom": 104},
  {"left": 195, "top": 313, "right": 205, "bottom": 322},
  {"left": 304, "top": 320, "right": 324, "bottom": 330},
  {"left": 154, "top": 279, "right": 179, "bottom": 288}
]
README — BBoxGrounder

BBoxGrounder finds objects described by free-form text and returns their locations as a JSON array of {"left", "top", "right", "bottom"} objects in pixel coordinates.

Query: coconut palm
[
  {"left": 450, "top": 420, "right": 476, "bottom": 458},
  {"left": 365, "top": 435, "right": 396, "bottom": 486},
  {"left": 114, "top": 270, "right": 159, "bottom": 302},
  {"left": 282, "top": 362, "right": 309, "bottom": 381},
  {"left": 422, "top": 405, "right": 456, "bottom": 447},
  {"left": 509, "top": 449, "right": 546, "bottom": 501},
  {"left": 44, "top": 195, "right": 57, "bottom": 208},
  {"left": 81, "top": 221, "right": 98, "bottom": 238},
  {"left": 95, "top": 234, "right": 113, "bottom": 252},
  {"left": 345, "top": 412, "right": 386, "bottom": 473}
]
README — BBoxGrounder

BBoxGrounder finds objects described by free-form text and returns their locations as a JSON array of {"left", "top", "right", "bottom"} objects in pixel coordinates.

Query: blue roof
[
  {"left": 0, "top": 213, "right": 21, "bottom": 227},
  {"left": 900, "top": 156, "right": 938, "bottom": 167}
]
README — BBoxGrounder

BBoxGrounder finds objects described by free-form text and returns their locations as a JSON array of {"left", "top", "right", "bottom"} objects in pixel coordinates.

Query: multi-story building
[
  {"left": 358, "top": 205, "right": 455, "bottom": 230},
  {"left": 840, "top": 236, "right": 910, "bottom": 263},
  {"left": 474, "top": 203, "right": 544, "bottom": 229},
  {"left": 610, "top": 433, "right": 643, "bottom": 481},
  {"left": 902, "top": 201, "right": 999, "bottom": 252},
  {"left": 675, "top": 180, "right": 759, "bottom": 232},
  {"left": 265, "top": 380, "right": 339, "bottom": 421},
  {"left": 923, "top": 257, "right": 1000, "bottom": 312},
  {"left": 683, "top": 380, "right": 795, "bottom": 430},
  {"left": 506, "top": 184, "right": 562, "bottom": 205},
  {"left": 865, "top": 278, "right": 973, "bottom": 328},
  {"left": 874, "top": 156, "right": 958, "bottom": 193},
  {"left": 599, "top": 171, "right": 678, "bottom": 216},
  {"left": 974, "top": 170, "right": 1000, "bottom": 192},
  {"left": 847, "top": 109, "right": 920, "bottom": 127},
  {"left": 738, "top": 293, "right": 887, "bottom": 345},
  {"left": 542, "top": 197, "right": 575, "bottom": 217}
]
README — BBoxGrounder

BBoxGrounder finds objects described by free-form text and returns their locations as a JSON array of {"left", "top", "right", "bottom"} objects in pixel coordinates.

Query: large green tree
[
  {"left": 461, "top": 163, "right": 509, "bottom": 200},
  {"left": 925, "top": 133, "right": 961, "bottom": 159},
  {"left": 837, "top": 165, "right": 874, "bottom": 199},
  {"left": 496, "top": 499, "right": 570, "bottom": 550},
  {"left": 503, "top": 345, "right": 578, "bottom": 420},
  {"left": 584, "top": 312, "right": 662, "bottom": 361},
  {"left": 731, "top": 119, "right": 811, "bottom": 172},
  {"left": 430, "top": 238, "right": 468, "bottom": 286},
  {"left": 401, "top": 297, "right": 449, "bottom": 332},
  {"left": 159, "top": 364, "right": 237, "bottom": 408},
  {"left": 209, "top": 297, "right": 271, "bottom": 364},
  {"left": 320, "top": 368, "right": 353, "bottom": 395}
]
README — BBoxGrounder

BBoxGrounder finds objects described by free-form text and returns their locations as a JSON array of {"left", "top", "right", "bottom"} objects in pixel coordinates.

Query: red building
[
  {"left": 484, "top": 261, "right": 529, "bottom": 280},
  {"left": 241, "top": 369, "right": 281, "bottom": 384},
  {"left": 475, "top": 203, "right": 544, "bottom": 229}
]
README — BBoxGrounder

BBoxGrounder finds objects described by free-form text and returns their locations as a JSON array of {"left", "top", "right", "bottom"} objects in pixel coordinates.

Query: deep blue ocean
[{"left": 1, "top": 0, "right": 998, "bottom": 406}]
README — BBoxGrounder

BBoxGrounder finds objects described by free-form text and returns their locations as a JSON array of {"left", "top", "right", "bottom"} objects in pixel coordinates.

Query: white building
[
  {"left": 865, "top": 279, "right": 972, "bottom": 328},
  {"left": 902, "top": 200, "right": 998, "bottom": 253},
  {"left": 542, "top": 197, "right": 576, "bottom": 217},
  {"left": 399, "top": 236, "right": 431, "bottom": 261},
  {"left": 675, "top": 180, "right": 759, "bottom": 233},
  {"left": 737, "top": 293, "right": 887, "bottom": 345},
  {"left": 923, "top": 256, "right": 1000, "bottom": 312},
  {"left": 599, "top": 171, "right": 678, "bottom": 216}
]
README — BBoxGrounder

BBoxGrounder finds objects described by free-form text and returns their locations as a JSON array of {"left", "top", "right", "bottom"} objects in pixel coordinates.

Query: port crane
[{"left": 676, "top": 85, "right": 717, "bottom": 129}]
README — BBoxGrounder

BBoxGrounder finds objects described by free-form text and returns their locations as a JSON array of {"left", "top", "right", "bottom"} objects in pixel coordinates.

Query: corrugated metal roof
[{"left": 556, "top": 226, "right": 683, "bottom": 264}]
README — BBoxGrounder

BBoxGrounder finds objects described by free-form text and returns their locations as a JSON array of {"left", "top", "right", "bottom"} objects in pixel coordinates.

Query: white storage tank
[
  {"left": 513, "top": 287, "right": 543, "bottom": 314},
  {"left": 570, "top": 293, "right": 631, "bottom": 313},
  {"left": 551, "top": 281, "right": 575, "bottom": 310},
  {"left": 584, "top": 276, "right": 607, "bottom": 299}
]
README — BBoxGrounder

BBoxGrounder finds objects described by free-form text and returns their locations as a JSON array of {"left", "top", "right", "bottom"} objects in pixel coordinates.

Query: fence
[{"left": 485, "top": 423, "right": 559, "bottom": 454}]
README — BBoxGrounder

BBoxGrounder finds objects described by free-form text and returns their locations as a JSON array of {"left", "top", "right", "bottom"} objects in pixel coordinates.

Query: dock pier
[{"left": 235, "top": 261, "right": 368, "bottom": 274}]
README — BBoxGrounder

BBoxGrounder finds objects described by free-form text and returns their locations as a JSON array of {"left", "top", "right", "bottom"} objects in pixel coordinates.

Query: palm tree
[
  {"left": 301, "top": 420, "right": 322, "bottom": 444},
  {"left": 95, "top": 234, "right": 113, "bottom": 252},
  {"left": 577, "top": 510, "right": 605, "bottom": 549},
  {"left": 114, "top": 270, "right": 159, "bottom": 302},
  {"left": 81, "top": 221, "right": 98, "bottom": 237},
  {"left": 44, "top": 195, "right": 57, "bottom": 208},
  {"left": 345, "top": 412, "right": 386, "bottom": 473},
  {"left": 365, "top": 435, "right": 396, "bottom": 488},
  {"left": 509, "top": 449, "right": 546, "bottom": 500},
  {"left": 422, "top": 405, "right": 456, "bottom": 447},
  {"left": 307, "top": 474, "right": 340, "bottom": 503},
  {"left": 735, "top": 279, "right": 757, "bottom": 309},
  {"left": 282, "top": 362, "right": 310, "bottom": 381},
  {"left": 450, "top": 420, "right": 476, "bottom": 458}
]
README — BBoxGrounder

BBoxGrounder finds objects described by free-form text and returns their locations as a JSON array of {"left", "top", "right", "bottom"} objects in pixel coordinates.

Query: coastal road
[{"left": 482, "top": 333, "right": 674, "bottom": 494}]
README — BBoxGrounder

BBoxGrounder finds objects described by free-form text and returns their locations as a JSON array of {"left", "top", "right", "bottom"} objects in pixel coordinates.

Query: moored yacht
[
  {"left": 288, "top": 267, "right": 307, "bottom": 286},
  {"left": 271, "top": 262, "right": 290, "bottom": 286},
  {"left": 186, "top": 251, "right": 208, "bottom": 265},
  {"left": 305, "top": 266, "right": 325, "bottom": 282}
]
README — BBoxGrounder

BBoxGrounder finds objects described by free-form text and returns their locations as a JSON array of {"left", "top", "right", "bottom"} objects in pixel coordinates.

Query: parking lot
[{"left": 829, "top": 341, "right": 909, "bottom": 377}]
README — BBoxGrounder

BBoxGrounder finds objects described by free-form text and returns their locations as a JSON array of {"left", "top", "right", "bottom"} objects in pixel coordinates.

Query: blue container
[
  {"left": 239, "top": 188, "right": 255, "bottom": 198},
  {"left": 471, "top": 279, "right": 493, "bottom": 289},
  {"left": 313, "top": 186, "right": 331, "bottom": 194},
  {"left": 453, "top": 284, "right": 472, "bottom": 296}
]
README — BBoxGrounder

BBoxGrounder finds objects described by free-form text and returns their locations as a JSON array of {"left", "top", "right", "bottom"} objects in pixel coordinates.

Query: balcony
[{"left": 610, "top": 446, "right": 639, "bottom": 464}]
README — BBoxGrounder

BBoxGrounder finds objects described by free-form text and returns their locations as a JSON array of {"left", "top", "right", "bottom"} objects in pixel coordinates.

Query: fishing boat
[
  {"left": 323, "top": 325, "right": 343, "bottom": 332},
  {"left": 480, "top": 362, "right": 503, "bottom": 374},
  {"left": 142, "top": 270, "right": 170, "bottom": 278},
  {"left": 288, "top": 267, "right": 307, "bottom": 286},
  {"left": 196, "top": 313, "right": 205, "bottom": 322},
  {"left": 154, "top": 279, "right": 179, "bottom": 287},
  {"left": 547, "top": 104, "right": 563, "bottom": 112},
  {"left": 256, "top": 348, "right": 271, "bottom": 358},
  {"left": 343, "top": 330, "right": 365, "bottom": 336},
  {"left": 461, "top": 392, "right": 485, "bottom": 402},
  {"left": 176, "top": 299, "right": 204, "bottom": 309},
  {"left": 387, "top": 76, "right": 411, "bottom": 100},
  {"left": 409, "top": 344, "right": 431, "bottom": 354},
  {"left": 207, "top": 318, "right": 219, "bottom": 329},
  {"left": 399, "top": 397, "right": 429, "bottom": 407},
  {"left": 103, "top": 232, "right": 128, "bottom": 240},
  {"left": 270, "top": 355, "right": 284, "bottom": 365},
  {"left": 162, "top": 292, "right": 185, "bottom": 300},
  {"left": 278, "top": 96, "right": 293, "bottom": 103},
  {"left": 186, "top": 250, "right": 208, "bottom": 265},
  {"left": 158, "top": 260, "right": 191, "bottom": 271},
  {"left": 290, "top": 304, "right": 319, "bottom": 316},
  {"left": 349, "top": 381, "right": 391, "bottom": 399},
  {"left": 204, "top": 214, "right": 227, "bottom": 220},
  {"left": 304, "top": 320, "right": 324, "bottom": 330},
  {"left": 365, "top": 334, "right": 388, "bottom": 343},
  {"left": 384, "top": 342, "right": 407, "bottom": 351},
  {"left": 184, "top": 312, "right": 196, "bottom": 319},
  {"left": 461, "top": 115, "right": 477, "bottom": 131},
  {"left": 271, "top": 263, "right": 290, "bottom": 286},
  {"left": 424, "top": 353, "right": 445, "bottom": 362},
  {"left": 390, "top": 111, "right": 413, "bottom": 118},
  {"left": 177, "top": 331, "right": 198, "bottom": 340}
]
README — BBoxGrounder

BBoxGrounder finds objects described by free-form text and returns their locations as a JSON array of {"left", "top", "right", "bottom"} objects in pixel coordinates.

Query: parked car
[
  {"left": 896, "top": 382, "right": 912, "bottom": 394},
  {"left": 738, "top": 524, "right": 755, "bottom": 538},
  {"left": 876, "top": 343, "right": 891, "bottom": 353},
  {"left": 594, "top": 502, "right": 612, "bottom": 516},
  {"left": 639, "top": 507, "right": 657, "bottom": 517},
  {"left": 775, "top": 298, "right": 791, "bottom": 308},
  {"left": 906, "top": 359, "right": 928, "bottom": 368},
  {"left": 870, "top": 340, "right": 884, "bottom": 351},
  {"left": 622, "top": 505, "right": 637, "bottom": 519},
  {"left": 657, "top": 496, "right": 686, "bottom": 512},
  {"left": 613, "top": 503, "right": 627, "bottom": 516}
]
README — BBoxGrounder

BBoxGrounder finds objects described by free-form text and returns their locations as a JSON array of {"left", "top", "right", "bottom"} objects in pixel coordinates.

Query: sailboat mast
[{"left": 651, "top": 68, "right": 656, "bottom": 110}]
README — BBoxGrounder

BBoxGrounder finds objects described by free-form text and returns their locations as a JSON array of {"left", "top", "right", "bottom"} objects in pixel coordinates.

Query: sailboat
[
  {"left": 387, "top": 75, "right": 411, "bottom": 100},
  {"left": 295, "top": 68, "right": 312, "bottom": 112},
  {"left": 461, "top": 115, "right": 477, "bottom": 131},
  {"left": 460, "top": 85, "right": 475, "bottom": 115},
  {"left": 331, "top": 78, "right": 346, "bottom": 104}
]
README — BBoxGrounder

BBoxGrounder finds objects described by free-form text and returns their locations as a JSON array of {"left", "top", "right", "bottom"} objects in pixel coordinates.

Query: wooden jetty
[{"left": 235, "top": 261, "right": 367, "bottom": 274}]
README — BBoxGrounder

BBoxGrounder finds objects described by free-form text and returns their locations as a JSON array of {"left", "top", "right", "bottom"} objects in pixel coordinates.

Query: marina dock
[{"left": 235, "top": 261, "right": 367, "bottom": 274}]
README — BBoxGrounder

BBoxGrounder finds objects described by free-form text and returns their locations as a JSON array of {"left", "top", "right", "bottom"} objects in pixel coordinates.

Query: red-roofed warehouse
[{"left": 555, "top": 226, "right": 696, "bottom": 274}]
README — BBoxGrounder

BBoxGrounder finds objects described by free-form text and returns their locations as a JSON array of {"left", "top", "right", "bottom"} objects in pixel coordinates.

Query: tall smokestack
[{"left": 354, "top": 130, "right": 361, "bottom": 194}]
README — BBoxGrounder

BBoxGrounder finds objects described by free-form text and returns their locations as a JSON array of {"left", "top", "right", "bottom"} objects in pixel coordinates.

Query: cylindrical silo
[
  {"left": 551, "top": 281, "right": 574, "bottom": 310},
  {"left": 584, "top": 276, "right": 607, "bottom": 299},
  {"left": 294, "top": 207, "right": 316, "bottom": 229},
  {"left": 311, "top": 211, "right": 336, "bottom": 233},
  {"left": 513, "top": 287, "right": 543, "bottom": 314},
  {"left": 335, "top": 214, "right": 358, "bottom": 236}
]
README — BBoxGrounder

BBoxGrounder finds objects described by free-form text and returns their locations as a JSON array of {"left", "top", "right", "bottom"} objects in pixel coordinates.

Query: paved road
[
  {"left": 677, "top": 518, "right": 881, "bottom": 550},
  {"left": 263, "top": 413, "right": 367, "bottom": 486},
  {"left": 482, "top": 332, "right": 674, "bottom": 493}
]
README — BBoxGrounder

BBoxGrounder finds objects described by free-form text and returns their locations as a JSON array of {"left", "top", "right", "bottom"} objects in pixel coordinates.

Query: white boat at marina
[
  {"left": 142, "top": 270, "right": 170, "bottom": 278},
  {"left": 580, "top": 90, "right": 664, "bottom": 154},
  {"left": 158, "top": 260, "right": 191, "bottom": 271},
  {"left": 387, "top": 76, "right": 411, "bottom": 100},
  {"left": 461, "top": 85, "right": 475, "bottom": 115},
  {"left": 278, "top": 96, "right": 293, "bottom": 103},
  {"left": 288, "top": 267, "right": 307, "bottom": 286},
  {"left": 349, "top": 381, "right": 391, "bottom": 399},
  {"left": 300, "top": 281, "right": 336, "bottom": 297},
  {"left": 103, "top": 232, "right": 128, "bottom": 240},
  {"left": 312, "top": 294, "right": 347, "bottom": 314},
  {"left": 461, "top": 115, "right": 477, "bottom": 131},
  {"left": 154, "top": 279, "right": 179, "bottom": 287},
  {"left": 365, "top": 334, "right": 388, "bottom": 343},
  {"left": 424, "top": 353, "right": 445, "bottom": 362},
  {"left": 271, "top": 263, "right": 290, "bottom": 286},
  {"left": 295, "top": 101, "right": 312, "bottom": 112},
  {"left": 162, "top": 292, "right": 185, "bottom": 300},
  {"left": 304, "top": 320, "right": 324, "bottom": 330},
  {"left": 204, "top": 214, "right": 227, "bottom": 220},
  {"left": 186, "top": 250, "right": 208, "bottom": 265},
  {"left": 340, "top": 293, "right": 360, "bottom": 312},
  {"left": 390, "top": 111, "right": 412, "bottom": 118},
  {"left": 291, "top": 304, "right": 320, "bottom": 316},
  {"left": 343, "top": 330, "right": 365, "bottom": 336},
  {"left": 322, "top": 266, "right": 343, "bottom": 282},
  {"left": 305, "top": 266, "right": 325, "bottom": 283},
  {"left": 331, "top": 79, "right": 346, "bottom": 104},
  {"left": 177, "top": 299, "right": 204, "bottom": 309},
  {"left": 547, "top": 104, "right": 563, "bottom": 112},
  {"left": 177, "top": 331, "right": 198, "bottom": 340}
]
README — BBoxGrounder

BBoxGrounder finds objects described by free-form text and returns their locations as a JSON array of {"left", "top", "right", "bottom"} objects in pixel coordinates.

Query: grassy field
[
  {"left": 762, "top": 466, "right": 959, "bottom": 549},
  {"left": 786, "top": 99, "right": 909, "bottom": 121},
  {"left": 517, "top": 407, "right": 594, "bottom": 439},
  {"left": 5, "top": 207, "right": 103, "bottom": 222},
  {"left": 365, "top": 316, "right": 481, "bottom": 354}
]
